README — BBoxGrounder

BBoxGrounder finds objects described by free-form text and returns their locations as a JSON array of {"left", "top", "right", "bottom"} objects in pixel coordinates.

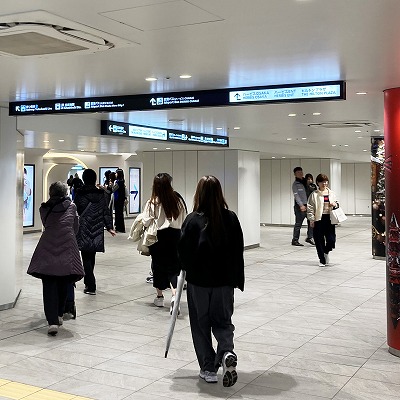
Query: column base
[
  {"left": 0, "top": 289, "right": 21, "bottom": 311},
  {"left": 388, "top": 346, "right": 400, "bottom": 357}
]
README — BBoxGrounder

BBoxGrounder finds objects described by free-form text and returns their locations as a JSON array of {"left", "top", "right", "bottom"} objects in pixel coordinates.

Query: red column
[{"left": 384, "top": 88, "right": 400, "bottom": 356}]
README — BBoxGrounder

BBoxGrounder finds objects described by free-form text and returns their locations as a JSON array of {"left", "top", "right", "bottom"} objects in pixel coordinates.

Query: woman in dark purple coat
[{"left": 27, "top": 181, "right": 84, "bottom": 336}]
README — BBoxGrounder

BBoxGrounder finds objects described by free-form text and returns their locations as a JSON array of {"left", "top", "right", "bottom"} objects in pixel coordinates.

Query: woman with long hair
[
  {"left": 178, "top": 175, "right": 244, "bottom": 387},
  {"left": 143, "top": 173, "right": 186, "bottom": 312},
  {"left": 112, "top": 169, "right": 127, "bottom": 233}
]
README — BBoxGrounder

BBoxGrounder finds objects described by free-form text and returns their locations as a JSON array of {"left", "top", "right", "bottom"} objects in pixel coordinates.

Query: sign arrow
[
  {"left": 234, "top": 93, "right": 241, "bottom": 100},
  {"left": 150, "top": 98, "right": 156, "bottom": 105}
]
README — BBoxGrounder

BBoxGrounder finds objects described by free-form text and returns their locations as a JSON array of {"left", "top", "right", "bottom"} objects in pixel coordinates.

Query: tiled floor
[{"left": 0, "top": 216, "right": 396, "bottom": 399}]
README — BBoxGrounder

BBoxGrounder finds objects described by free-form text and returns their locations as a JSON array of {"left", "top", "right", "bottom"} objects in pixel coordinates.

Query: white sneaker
[
  {"left": 222, "top": 352, "right": 238, "bottom": 387},
  {"left": 48, "top": 325, "right": 58, "bottom": 336},
  {"left": 319, "top": 263, "right": 327, "bottom": 267},
  {"left": 199, "top": 370, "right": 218, "bottom": 383},
  {"left": 153, "top": 296, "right": 164, "bottom": 307},
  {"left": 324, "top": 253, "right": 330, "bottom": 265}
]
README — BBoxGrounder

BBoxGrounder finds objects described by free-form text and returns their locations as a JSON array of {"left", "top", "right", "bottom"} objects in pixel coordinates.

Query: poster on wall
[
  {"left": 99, "top": 167, "right": 118, "bottom": 186},
  {"left": 129, "top": 167, "right": 141, "bottom": 214},
  {"left": 371, "top": 137, "right": 386, "bottom": 258},
  {"left": 23, "top": 164, "right": 34, "bottom": 227}
]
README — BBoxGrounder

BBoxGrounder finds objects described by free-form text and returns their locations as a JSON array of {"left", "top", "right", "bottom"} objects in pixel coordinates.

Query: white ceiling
[{"left": 1, "top": 0, "right": 397, "bottom": 161}]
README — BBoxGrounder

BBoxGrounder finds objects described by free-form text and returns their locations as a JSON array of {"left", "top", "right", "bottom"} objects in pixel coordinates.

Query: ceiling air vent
[
  {"left": 307, "top": 121, "right": 373, "bottom": 129},
  {"left": 0, "top": 10, "right": 134, "bottom": 57}
]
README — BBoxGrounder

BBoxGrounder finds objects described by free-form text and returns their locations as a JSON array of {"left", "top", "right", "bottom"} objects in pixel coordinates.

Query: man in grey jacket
[{"left": 292, "top": 167, "right": 314, "bottom": 246}]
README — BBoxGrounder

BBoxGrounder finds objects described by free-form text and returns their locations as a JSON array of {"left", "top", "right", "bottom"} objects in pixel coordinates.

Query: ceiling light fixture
[
  {"left": 216, "top": 127, "right": 223, "bottom": 130},
  {"left": 363, "top": 149, "right": 368, "bottom": 152},
  {"left": 332, "top": 144, "right": 337, "bottom": 147},
  {"left": 374, "top": 129, "right": 381, "bottom": 132},
  {"left": 356, "top": 92, "right": 367, "bottom": 95},
  {"left": 153, "top": 147, "right": 158, "bottom": 150},
  {"left": 179, "top": 74, "right": 192, "bottom": 79},
  {"left": 344, "top": 144, "right": 349, "bottom": 147},
  {"left": 312, "top": 112, "right": 321, "bottom": 116},
  {"left": 288, "top": 113, "right": 296, "bottom": 117},
  {"left": 282, "top": 156, "right": 286, "bottom": 159},
  {"left": 58, "top": 139, "right": 64, "bottom": 142},
  {"left": 43, "top": 140, "right": 49, "bottom": 143},
  {"left": 272, "top": 156, "right": 276, "bottom": 159},
  {"left": 233, "top": 127, "right": 241, "bottom": 130},
  {"left": 166, "top": 147, "right": 171, "bottom": 150},
  {"left": 355, "top": 130, "right": 362, "bottom": 133},
  {"left": 287, "top": 138, "right": 292, "bottom": 141},
  {"left": 301, "top": 137, "right": 307, "bottom": 140},
  {"left": 145, "top": 77, "right": 157, "bottom": 82},
  {"left": 357, "top": 136, "right": 363, "bottom": 139}
]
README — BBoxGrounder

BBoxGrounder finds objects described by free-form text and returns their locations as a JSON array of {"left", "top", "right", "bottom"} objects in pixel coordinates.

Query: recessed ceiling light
[
  {"left": 287, "top": 138, "right": 292, "bottom": 141},
  {"left": 233, "top": 127, "right": 241, "bottom": 130},
  {"left": 272, "top": 156, "right": 276, "bottom": 159},
  {"left": 312, "top": 112, "right": 321, "bottom": 116},
  {"left": 355, "top": 130, "right": 362, "bottom": 133},
  {"left": 374, "top": 129, "right": 381, "bottom": 132},
  {"left": 356, "top": 92, "right": 367, "bottom": 95},
  {"left": 145, "top": 77, "right": 157, "bottom": 81},
  {"left": 301, "top": 137, "right": 307, "bottom": 140},
  {"left": 80, "top": 149, "right": 85, "bottom": 152},
  {"left": 166, "top": 147, "right": 171, "bottom": 150},
  {"left": 332, "top": 144, "right": 337, "bottom": 147},
  {"left": 153, "top": 147, "right": 158, "bottom": 150},
  {"left": 357, "top": 136, "right": 363, "bottom": 139},
  {"left": 344, "top": 144, "right": 349, "bottom": 147},
  {"left": 363, "top": 149, "right": 368, "bottom": 152},
  {"left": 58, "top": 139, "right": 64, "bottom": 142},
  {"left": 179, "top": 74, "right": 192, "bottom": 79},
  {"left": 43, "top": 140, "right": 49, "bottom": 143},
  {"left": 216, "top": 127, "right": 223, "bottom": 130},
  {"left": 288, "top": 113, "right": 296, "bottom": 117},
  {"left": 282, "top": 156, "right": 286, "bottom": 159}
]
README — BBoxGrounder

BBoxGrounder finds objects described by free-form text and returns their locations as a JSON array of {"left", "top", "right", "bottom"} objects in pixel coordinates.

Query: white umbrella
[{"left": 165, "top": 270, "right": 186, "bottom": 358}]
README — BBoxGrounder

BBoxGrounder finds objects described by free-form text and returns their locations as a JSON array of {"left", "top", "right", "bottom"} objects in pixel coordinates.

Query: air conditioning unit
[{"left": 0, "top": 10, "right": 134, "bottom": 57}]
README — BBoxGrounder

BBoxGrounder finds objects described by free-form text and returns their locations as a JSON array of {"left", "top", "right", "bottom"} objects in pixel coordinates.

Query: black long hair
[
  {"left": 193, "top": 175, "right": 228, "bottom": 243},
  {"left": 150, "top": 173, "right": 182, "bottom": 220}
]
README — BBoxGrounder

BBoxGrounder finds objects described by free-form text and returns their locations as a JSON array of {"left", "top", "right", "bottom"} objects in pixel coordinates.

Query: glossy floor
[{"left": 0, "top": 217, "right": 395, "bottom": 400}]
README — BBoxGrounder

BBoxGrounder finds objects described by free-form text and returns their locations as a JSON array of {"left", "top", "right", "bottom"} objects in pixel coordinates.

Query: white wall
[
  {"left": 141, "top": 149, "right": 260, "bottom": 247},
  {"left": 260, "top": 159, "right": 367, "bottom": 225},
  {"left": 0, "top": 108, "right": 21, "bottom": 309}
]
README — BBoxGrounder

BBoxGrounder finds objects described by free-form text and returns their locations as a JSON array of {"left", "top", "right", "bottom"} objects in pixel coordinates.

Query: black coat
[
  {"left": 74, "top": 185, "right": 113, "bottom": 252},
  {"left": 178, "top": 209, "right": 245, "bottom": 291}
]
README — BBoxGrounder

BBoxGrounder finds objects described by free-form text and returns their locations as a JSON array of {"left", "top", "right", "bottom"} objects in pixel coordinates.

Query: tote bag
[{"left": 330, "top": 206, "right": 347, "bottom": 224}]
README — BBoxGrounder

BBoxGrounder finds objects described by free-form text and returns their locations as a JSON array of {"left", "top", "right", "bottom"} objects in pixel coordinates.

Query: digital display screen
[
  {"left": 129, "top": 168, "right": 141, "bottom": 214},
  {"left": 101, "top": 120, "right": 229, "bottom": 147},
  {"left": 23, "top": 164, "right": 34, "bottom": 227},
  {"left": 9, "top": 81, "right": 345, "bottom": 116}
]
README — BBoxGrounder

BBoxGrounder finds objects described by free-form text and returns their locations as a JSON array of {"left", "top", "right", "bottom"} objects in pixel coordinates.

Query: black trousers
[
  {"left": 314, "top": 214, "right": 336, "bottom": 264},
  {"left": 81, "top": 251, "right": 96, "bottom": 292},
  {"left": 114, "top": 199, "right": 125, "bottom": 233},
  {"left": 187, "top": 283, "right": 236, "bottom": 372},
  {"left": 42, "top": 276, "right": 69, "bottom": 325}
]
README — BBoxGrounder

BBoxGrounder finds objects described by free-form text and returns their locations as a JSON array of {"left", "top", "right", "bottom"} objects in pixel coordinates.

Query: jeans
[{"left": 293, "top": 206, "right": 313, "bottom": 241}]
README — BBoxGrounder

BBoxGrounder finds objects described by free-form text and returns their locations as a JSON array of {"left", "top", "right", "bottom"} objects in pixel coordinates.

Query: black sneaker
[
  {"left": 305, "top": 238, "right": 315, "bottom": 246},
  {"left": 83, "top": 288, "right": 96, "bottom": 295},
  {"left": 291, "top": 240, "right": 304, "bottom": 246}
]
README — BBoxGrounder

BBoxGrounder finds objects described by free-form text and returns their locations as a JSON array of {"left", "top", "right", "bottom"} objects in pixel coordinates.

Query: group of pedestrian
[
  {"left": 28, "top": 169, "right": 116, "bottom": 336},
  {"left": 291, "top": 166, "right": 339, "bottom": 267},
  {"left": 28, "top": 170, "right": 244, "bottom": 388}
]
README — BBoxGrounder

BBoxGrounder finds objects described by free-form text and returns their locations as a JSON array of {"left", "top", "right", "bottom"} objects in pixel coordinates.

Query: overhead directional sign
[
  {"left": 101, "top": 120, "right": 229, "bottom": 148},
  {"left": 9, "top": 81, "right": 345, "bottom": 116}
]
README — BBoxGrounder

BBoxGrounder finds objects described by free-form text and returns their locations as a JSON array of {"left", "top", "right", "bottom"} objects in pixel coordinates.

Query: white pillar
[{"left": 0, "top": 108, "right": 22, "bottom": 310}]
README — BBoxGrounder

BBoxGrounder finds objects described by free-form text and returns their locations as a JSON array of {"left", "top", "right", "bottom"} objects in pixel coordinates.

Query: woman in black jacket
[
  {"left": 74, "top": 169, "right": 116, "bottom": 295},
  {"left": 113, "top": 169, "right": 127, "bottom": 233},
  {"left": 178, "top": 175, "right": 244, "bottom": 387}
]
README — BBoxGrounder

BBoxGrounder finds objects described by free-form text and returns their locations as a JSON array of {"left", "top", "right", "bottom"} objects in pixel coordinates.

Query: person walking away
[
  {"left": 74, "top": 169, "right": 116, "bottom": 295},
  {"left": 113, "top": 169, "right": 127, "bottom": 233},
  {"left": 307, "top": 173, "right": 338, "bottom": 267},
  {"left": 142, "top": 173, "right": 186, "bottom": 312},
  {"left": 71, "top": 173, "right": 83, "bottom": 201},
  {"left": 27, "top": 182, "right": 84, "bottom": 336},
  {"left": 178, "top": 175, "right": 245, "bottom": 387},
  {"left": 291, "top": 167, "right": 314, "bottom": 246}
]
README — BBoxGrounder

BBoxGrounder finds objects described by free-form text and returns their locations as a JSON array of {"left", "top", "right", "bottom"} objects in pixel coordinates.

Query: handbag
[{"left": 330, "top": 204, "right": 347, "bottom": 224}]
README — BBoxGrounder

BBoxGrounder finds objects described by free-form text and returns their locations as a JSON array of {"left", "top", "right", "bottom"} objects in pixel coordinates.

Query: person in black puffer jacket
[{"left": 74, "top": 169, "right": 116, "bottom": 295}]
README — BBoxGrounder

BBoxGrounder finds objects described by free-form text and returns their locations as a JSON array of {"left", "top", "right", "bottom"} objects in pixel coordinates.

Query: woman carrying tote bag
[{"left": 307, "top": 173, "right": 339, "bottom": 267}]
